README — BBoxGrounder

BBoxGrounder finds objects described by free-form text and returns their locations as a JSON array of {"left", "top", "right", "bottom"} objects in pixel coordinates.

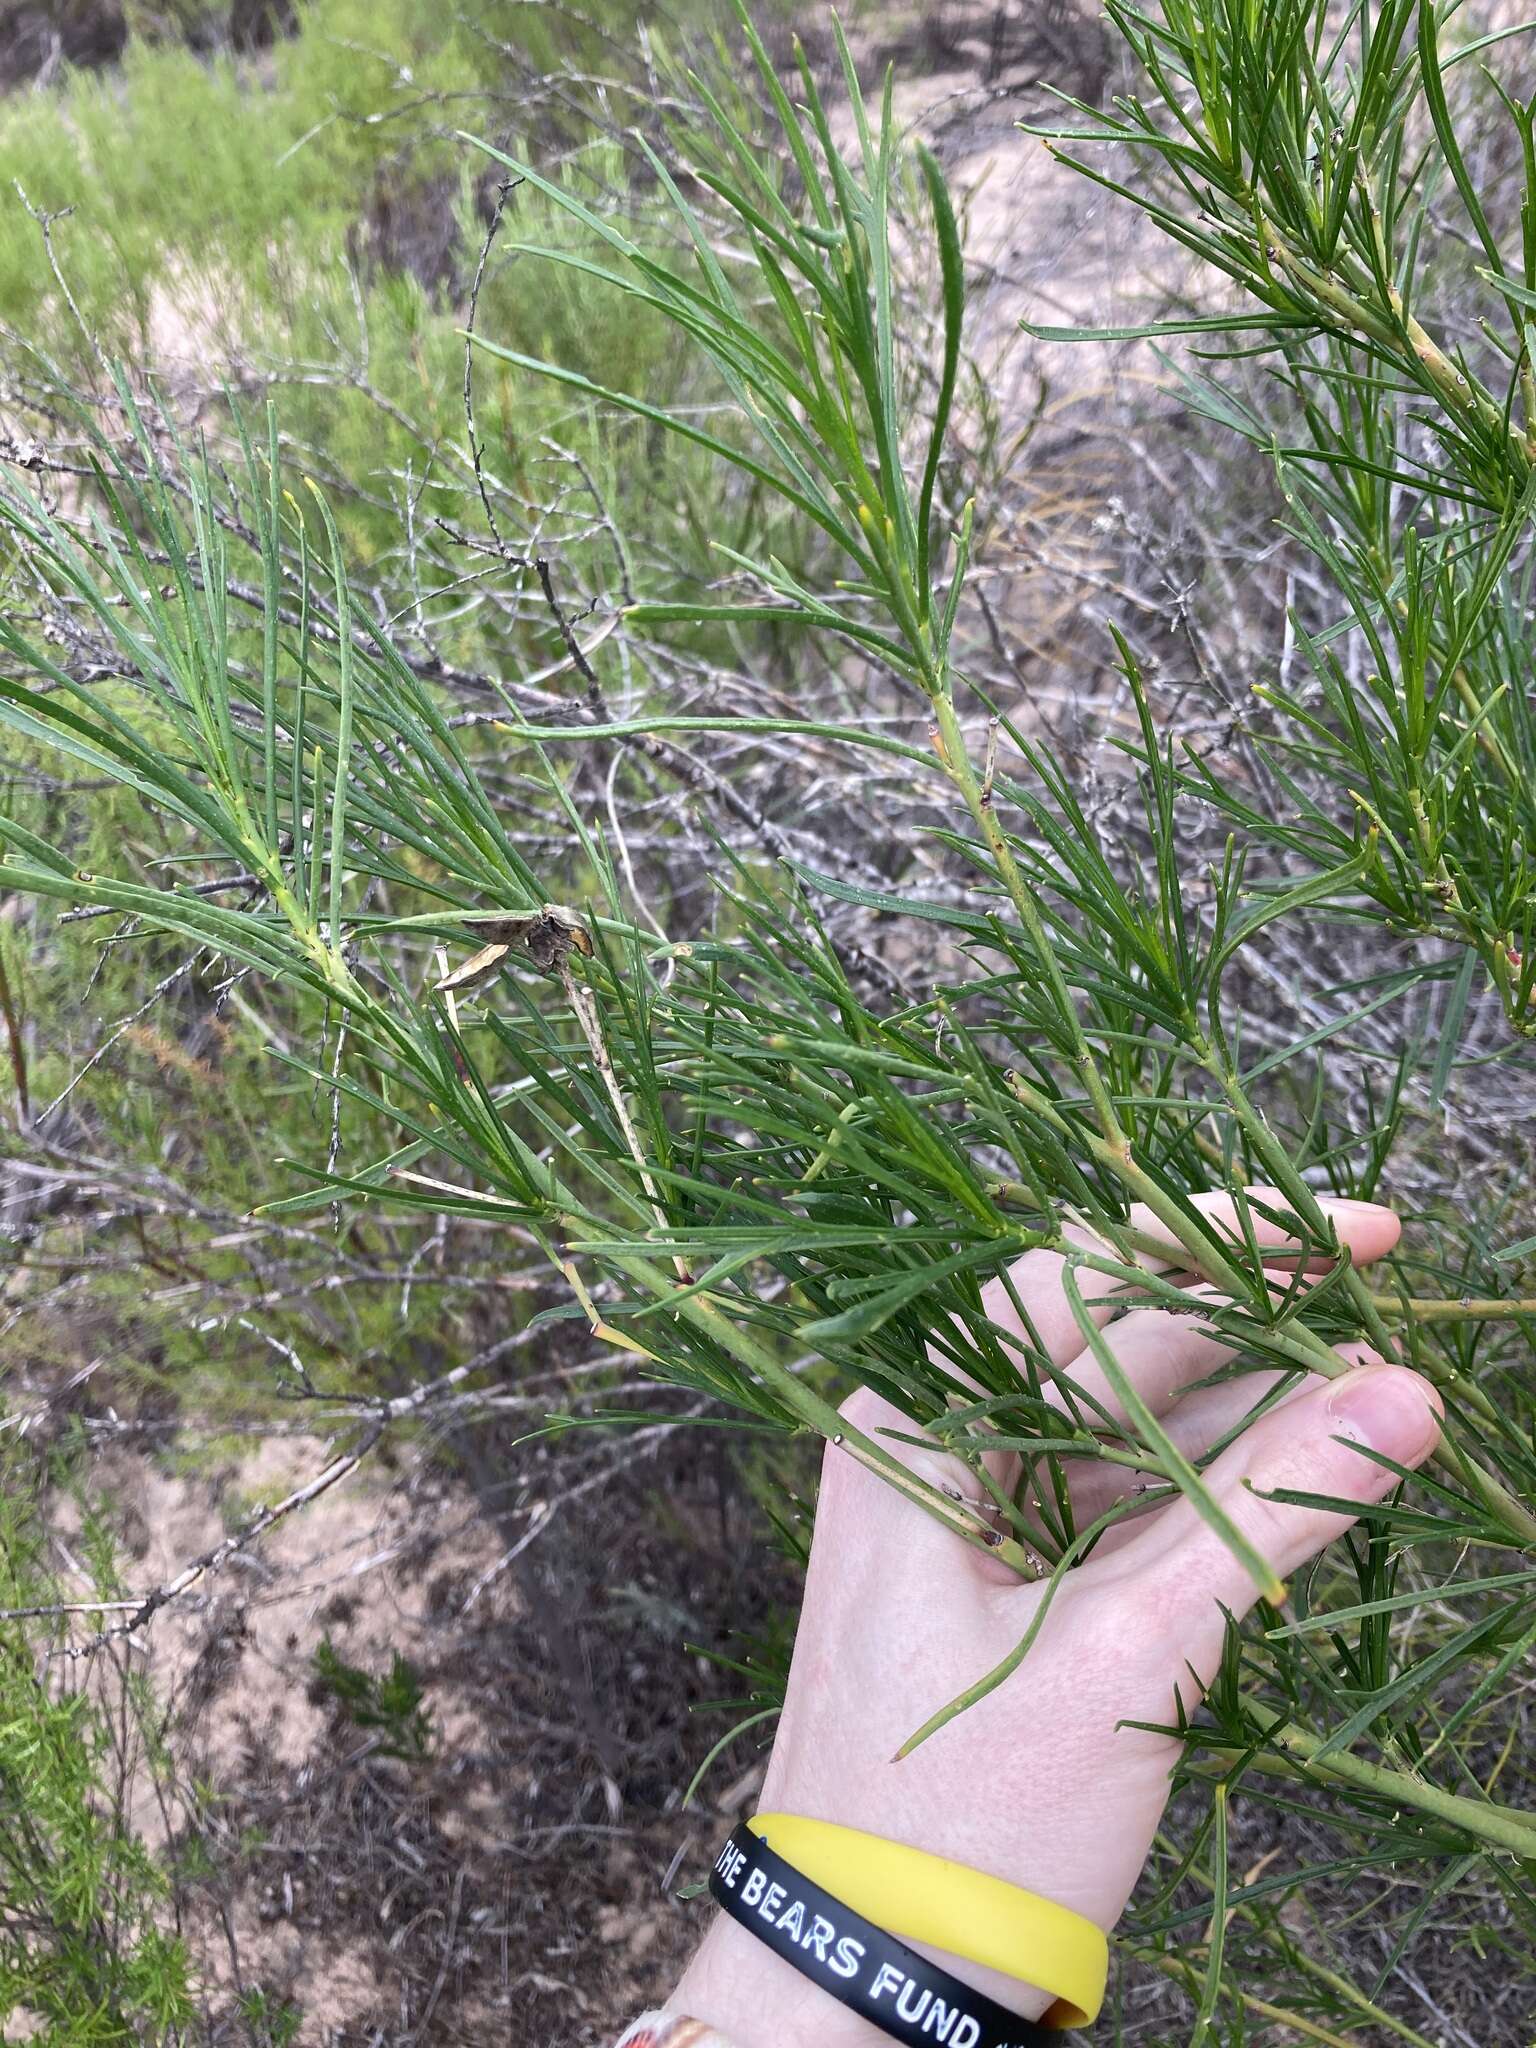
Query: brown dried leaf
[
  {"left": 433, "top": 941, "right": 511, "bottom": 993},
  {"left": 435, "top": 906, "right": 593, "bottom": 989}
]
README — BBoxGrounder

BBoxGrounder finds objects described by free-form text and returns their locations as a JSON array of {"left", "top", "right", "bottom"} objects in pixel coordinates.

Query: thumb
[{"left": 1116, "top": 1362, "right": 1443, "bottom": 1684}]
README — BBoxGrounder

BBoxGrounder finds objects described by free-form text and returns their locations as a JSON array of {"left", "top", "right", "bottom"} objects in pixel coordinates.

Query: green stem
[
  {"left": 1138, "top": 1948, "right": 1432, "bottom": 2048},
  {"left": 1370, "top": 1294, "right": 1536, "bottom": 1320},
  {"left": 1182, "top": 1035, "right": 1536, "bottom": 1545},
  {"left": 929, "top": 691, "right": 1124, "bottom": 1129},
  {"left": 1260, "top": 215, "right": 1529, "bottom": 477},
  {"left": 1193, "top": 1030, "right": 1397, "bottom": 1356},
  {"left": 1241, "top": 1697, "right": 1536, "bottom": 1859},
  {"left": 607, "top": 1247, "right": 1044, "bottom": 1582}
]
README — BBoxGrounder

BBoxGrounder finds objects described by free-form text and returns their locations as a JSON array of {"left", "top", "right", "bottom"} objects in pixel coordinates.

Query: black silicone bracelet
[{"left": 707, "top": 1821, "right": 1061, "bottom": 2048}]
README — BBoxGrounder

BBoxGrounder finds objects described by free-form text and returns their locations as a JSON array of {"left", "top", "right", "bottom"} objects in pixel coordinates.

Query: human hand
[{"left": 671, "top": 1190, "right": 1443, "bottom": 2045}]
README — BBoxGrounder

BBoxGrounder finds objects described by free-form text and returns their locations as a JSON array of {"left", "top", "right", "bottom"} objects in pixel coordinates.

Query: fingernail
[
  {"left": 1327, "top": 1365, "right": 1442, "bottom": 1457},
  {"left": 1321, "top": 1195, "right": 1391, "bottom": 1215}
]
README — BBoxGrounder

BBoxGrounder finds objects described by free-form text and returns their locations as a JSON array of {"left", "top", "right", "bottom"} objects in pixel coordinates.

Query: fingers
[
  {"left": 961, "top": 1189, "right": 1402, "bottom": 1556},
  {"left": 1060, "top": 1355, "right": 1350, "bottom": 1539},
  {"left": 1057, "top": 1366, "right": 1305, "bottom": 1538},
  {"left": 1138, "top": 1340, "right": 1383, "bottom": 1467},
  {"left": 1057, "top": 1303, "right": 1233, "bottom": 1422},
  {"left": 978, "top": 1191, "right": 1399, "bottom": 1437},
  {"left": 1062, "top": 1339, "right": 1390, "bottom": 1534},
  {"left": 871, "top": 1186, "right": 1407, "bottom": 1601},
  {"left": 823, "top": 1386, "right": 1023, "bottom": 1587},
  {"left": 1124, "top": 1187, "right": 1402, "bottom": 1276},
  {"left": 1109, "top": 1361, "right": 1442, "bottom": 1685},
  {"left": 976, "top": 1240, "right": 1139, "bottom": 1384}
]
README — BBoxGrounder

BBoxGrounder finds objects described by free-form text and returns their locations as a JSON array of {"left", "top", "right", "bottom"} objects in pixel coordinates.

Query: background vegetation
[{"left": 1, "top": 2, "right": 1533, "bottom": 2044}]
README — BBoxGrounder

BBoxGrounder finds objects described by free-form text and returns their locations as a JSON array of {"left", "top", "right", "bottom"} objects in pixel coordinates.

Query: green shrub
[
  {"left": 4, "top": 1, "right": 1536, "bottom": 2037},
  {"left": 311, "top": 1635, "right": 435, "bottom": 1759},
  {"left": 0, "top": 0, "right": 805, "bottom": 1430},
  {"left": 0, "top": 1469, "right": 194, "bottom": 2044}
]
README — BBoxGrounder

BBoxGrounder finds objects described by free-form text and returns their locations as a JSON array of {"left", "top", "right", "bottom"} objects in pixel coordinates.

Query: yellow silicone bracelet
[{"left": 747, "top": 1814, "right": 1107, "bottom": 2029}]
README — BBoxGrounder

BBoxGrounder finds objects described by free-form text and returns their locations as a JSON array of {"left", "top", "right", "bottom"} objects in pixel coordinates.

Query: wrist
[
  {"left": 671, "top": 1912, "right": 1055, "bottom": 2048},
  {"left": 673, "top": 1915, "right": 886, "bottom": 2048}
]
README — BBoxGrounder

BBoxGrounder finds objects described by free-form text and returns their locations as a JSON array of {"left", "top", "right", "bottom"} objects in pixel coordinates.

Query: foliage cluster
[
  {"left": 0, "top": 1469, "right": 193, "bottom": 2045},
  {"left": 310, "top": 1634, "right": 436, "bottom": 1759},
  {"left": 0, "top": 0, "right": 805, "bottom": 1426}
]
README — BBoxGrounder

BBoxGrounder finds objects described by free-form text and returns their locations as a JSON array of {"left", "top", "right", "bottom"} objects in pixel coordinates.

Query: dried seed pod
[{"left": 433, "top": 905, "right": 592, "bottom": 991}]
